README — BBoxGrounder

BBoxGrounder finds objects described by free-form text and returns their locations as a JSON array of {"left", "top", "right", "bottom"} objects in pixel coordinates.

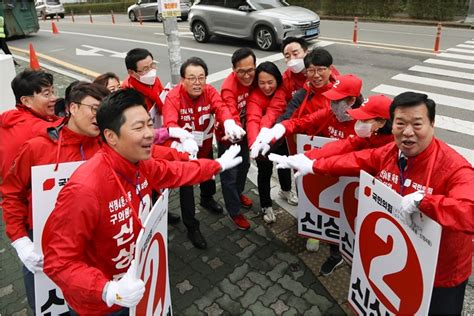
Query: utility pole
[
  {"left": 466, "top": 0, "right": 474, "bottom": 24},
  {"left": 161, "top": 0, "right": 182, "bottom": 85}
]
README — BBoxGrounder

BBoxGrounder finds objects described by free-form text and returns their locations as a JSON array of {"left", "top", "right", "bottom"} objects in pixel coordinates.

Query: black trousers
[
  {"left": 179, "top": 149, "right": 215, "bottom": 230},
  {"left": 428, "top": 279, "right": 468, "bottom": 315},
  {"left": 273, "top": 139, "right": 292, "bottom": 192},
  {"left": 0, "top": 38, "right": 13, "bottom": 55}
]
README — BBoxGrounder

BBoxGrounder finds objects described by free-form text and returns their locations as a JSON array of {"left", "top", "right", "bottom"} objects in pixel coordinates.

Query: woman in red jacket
[{"left": 246, "top": 61, "right": 289, "bottom": 223}]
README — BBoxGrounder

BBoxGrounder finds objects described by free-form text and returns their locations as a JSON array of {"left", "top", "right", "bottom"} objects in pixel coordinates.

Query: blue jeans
[
  {"left": 217, "top": 138, "right": 250, "bottom": 217},
  {"left": 69, "top": 306, "right": 129, "bottom": 315}
]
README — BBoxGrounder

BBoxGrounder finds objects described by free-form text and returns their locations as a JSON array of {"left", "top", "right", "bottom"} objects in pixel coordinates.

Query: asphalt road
[{"left": 7, "top": 14, "right": 474, "bottom": 163}]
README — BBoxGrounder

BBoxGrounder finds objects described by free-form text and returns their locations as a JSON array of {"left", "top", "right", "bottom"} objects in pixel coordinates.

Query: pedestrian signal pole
[{"left": 161, "top": 0, "right": 182, "bottom": 85}]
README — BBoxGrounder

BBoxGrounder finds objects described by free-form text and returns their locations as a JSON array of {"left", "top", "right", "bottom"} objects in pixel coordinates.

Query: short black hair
[
  {"left": 11, "top": 70, "right": 54, "bottom": 104},
  {"left": 93, "top": 72, "right": 120, "bottom": 88},
  {"left": 125, "top": 48, "right": 153, "bottom": 72},
  {"left": 180, "top": 57, "right": 208, "bottom": 78},
  {"left": 68, "top": 82, "right": 110, "bottom": 105},
  {"left": 96, "top": 89, "right": 146, "bottom": 142},
  {"left": 281, "top": 37, "right": 309, "bottom": 53},
  {"left": 231, "top": 47, "right": 256, "bottom": 68},
  {"left": 256, "top": 61, "right": 282, "bottom": 88},
  {"left": 303, "top": 48, "right": 333, "bottom": 68},
  {"left": 390, "top": 92, "right": 436, "bottom": 123}
]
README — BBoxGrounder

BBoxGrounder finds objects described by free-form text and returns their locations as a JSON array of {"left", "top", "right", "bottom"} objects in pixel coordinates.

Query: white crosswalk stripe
[{"left": 370, "top": 41, "right": 474, "bottom": 165}]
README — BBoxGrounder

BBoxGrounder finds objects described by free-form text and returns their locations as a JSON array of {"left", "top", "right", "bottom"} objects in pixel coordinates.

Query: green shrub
[
  {"left": 64, "top": 1, "right": 135, "bottom": 15},
  {"left": 406, "top": 0, "right": 468, "bottom": 20},
  {"left": 320, "top": 0, "right": 400, "bottom": 17}
]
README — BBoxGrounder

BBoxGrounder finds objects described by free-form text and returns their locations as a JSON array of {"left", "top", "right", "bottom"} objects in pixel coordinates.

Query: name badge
[
  {"left": 404, "top": 179, "right": 412, "bottom": 187},
  {"left": 193, "top": 131, "right": 204, "bottom": 147}
]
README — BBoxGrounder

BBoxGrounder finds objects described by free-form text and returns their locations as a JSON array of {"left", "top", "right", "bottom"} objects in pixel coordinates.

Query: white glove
[
  {"left": 181, "top": 138, "right": 199, "bottom": 158},
  {"left": 168, "top": 127, "right": 194, "bottom": 142},
  {"left": 288, "top": 154, "right": 315, "bottom": 177},
  {"left": 268, "top": 153, "right": 292, "bottom": 169},
  {"left": 11, "top": 237, "right": 43, "bottom": 273},
  {"left": 104, "top": 260, "right": 145, "bottom": 308},
  {"left": 400, "top": 191, "right": 424, "bottom": 224},
  {"left": 217, "top": 144, "right": 242, "bottom": 171},
  {"left": 253, "top": 127, "right": 274, "bottom": 146},
  {"left": 250, "top": 142, "right": 270, "bottom": 158},
  {"left": 271, "top": 124, "right": 286, "bottom": 142},
  {"left": 223, "top": 119, "right": 246, "bottom": 143}
]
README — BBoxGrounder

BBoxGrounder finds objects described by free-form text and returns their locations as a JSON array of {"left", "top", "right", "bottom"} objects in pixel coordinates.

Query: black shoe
[
  {"left": 187, "top": 229, "right": 207, "bottom": 249},
  {"left": 200, "top": 198, "right": 223, "bottom": 214},
  {"left": 168, "top": 213, "right": 180, "bottom": 224},
  {"left": 320, "top": 256, "right": 344, "bottom": 276}
]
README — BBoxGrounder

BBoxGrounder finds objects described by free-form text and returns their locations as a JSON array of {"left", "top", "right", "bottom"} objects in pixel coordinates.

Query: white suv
[{"left": 189, "top": 0, "right": 320, "bottom": 51}]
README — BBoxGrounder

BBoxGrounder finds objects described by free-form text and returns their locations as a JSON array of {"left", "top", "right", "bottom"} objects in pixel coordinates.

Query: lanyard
[{"left": 103, "top": 154, "right": 142, "bottom": 226}]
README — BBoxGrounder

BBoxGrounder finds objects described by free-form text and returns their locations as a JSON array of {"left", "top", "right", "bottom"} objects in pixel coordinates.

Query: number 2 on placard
[
  {"left": 368, "top": 218, "right": 407, "bottom": 310},
  {"left": 138, "top": 194, "right": 151, "bottom": 222},
  {"left": 318, "top": 180, "right": 341, "bottom": 213}
]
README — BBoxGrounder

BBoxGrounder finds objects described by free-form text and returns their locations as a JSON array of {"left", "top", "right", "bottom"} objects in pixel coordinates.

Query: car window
[
  {"left": 199, "top": 0, "right": 224, "bottom": 6},
  {"left": 248, "top": 0, "right": 288, "bottom": 10},
  {"left": 46, "top": 0, "right": 60, "bottom": 4},
  {"left": 224, "top": 0, "right": 247, "bottom": 9}
]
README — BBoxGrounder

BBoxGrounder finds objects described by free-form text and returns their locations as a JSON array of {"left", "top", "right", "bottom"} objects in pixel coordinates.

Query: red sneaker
[
  {"left": 240, "top": 194, "right": 253, "bottom": 208},
  {"left": 229, "top": 214, "right": 250, "bottom": 230}
]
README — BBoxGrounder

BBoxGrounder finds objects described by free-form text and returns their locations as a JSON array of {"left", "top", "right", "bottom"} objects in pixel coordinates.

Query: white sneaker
[
  {"left": 262, "top": 206, "right": 276, "bottom": 223},
  {"left": 279, "top": 190, "right": 298, "bottom": 206},
  {"left": 306, "top": 238, "right": 320, "bottom": 252}
]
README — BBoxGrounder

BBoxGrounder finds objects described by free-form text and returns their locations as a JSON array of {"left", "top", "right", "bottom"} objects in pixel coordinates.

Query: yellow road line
[{"left": 10, "top": 46, "right": 100, "bottom": 78}]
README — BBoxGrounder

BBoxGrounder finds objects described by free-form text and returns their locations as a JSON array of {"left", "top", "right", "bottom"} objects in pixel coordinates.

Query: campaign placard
[
  {"left": 32, "top": 161, "right": 84, "bottom": 315},
  {"left": 296, "top": 134, "right": 340, "bottom": 243},
  {"left": 349, "top": 171, "right": 441, "bottom": 315},
  {"left": 131, "top": 189, "right": 172, "bottom": 316},
  {"left": 338, "top": 176, "right": 360, "bottom": 263},
  {"left": 160, "top": 0, "right": 180, "bottom": 18}
]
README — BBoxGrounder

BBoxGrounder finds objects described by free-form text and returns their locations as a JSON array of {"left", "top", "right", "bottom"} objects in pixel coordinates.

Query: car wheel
[
  {"left": 192, "top": 21, "right": 210, "bottom": 43},
  {"left": 129, "top": 11, "right": 137, "bottom": 22},
  {"left": 59, "top": 14, "right": 64, "bottom": 19},
  {"left": 254, "top": 26, "right": 276, "bottom": 51},
  {"left": 155, "top": 11, "right": 163, "bottom": 22}
]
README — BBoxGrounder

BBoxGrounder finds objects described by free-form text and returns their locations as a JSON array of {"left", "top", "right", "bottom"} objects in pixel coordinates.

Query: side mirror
[
  {"left": 136, "top": 0, "right": 142, "bottom": 5},
  {"left": 238, "top": 5, "right": 253, "bottom": 12}
]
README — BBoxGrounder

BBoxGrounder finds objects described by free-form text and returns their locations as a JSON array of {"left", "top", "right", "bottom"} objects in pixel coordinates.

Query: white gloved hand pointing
[
  {"left": 223, "top": 119, "right": 246, "bottom": 143},
  {"left": 104, "top": 260, "right": 145, "bottom": 308},
  {"left": 217, "top": 144, "right": 242, "bottom": 171},
  {"left": 400, "top": 191, "right": 424, "bottom": 224},
  {"left": 12, "top": 237, "right": 43, "bottom": 273},
  {"left": 168, "top": 127, "right": 194, "bottom": 142},
  {"left": 181, "top": 138, "right": 199, "bottom": 158}
]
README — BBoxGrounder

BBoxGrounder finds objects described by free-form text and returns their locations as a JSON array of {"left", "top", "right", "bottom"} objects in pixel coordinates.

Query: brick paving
[{"left": 1, "top": 60, "right": 472, "bottom": 315}]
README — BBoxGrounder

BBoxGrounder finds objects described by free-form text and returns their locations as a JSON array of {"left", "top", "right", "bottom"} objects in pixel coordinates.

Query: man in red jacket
[
  {"left": 271, "top": 91, "right": 473, "bottom": 314},
  {"left": 0, "top": 70, "right": 62, "bottom": 182},
  {"left": 121, "top": 48, "right": 165, "bottom": 112},
  {"left": 42, "top": 89, "right": 242, "bottom": 314},
  {"left": 1, "top": 82, "right": 109, "bottom": 311},
  {"left": 281, "top": 37, "right": 310, "bottom": 101},
  {"left": 163, "top": 57, "right": 244, "bottom": 248},
  {"left": 218, "top": 47, "right": 256, "bottom": 229}
]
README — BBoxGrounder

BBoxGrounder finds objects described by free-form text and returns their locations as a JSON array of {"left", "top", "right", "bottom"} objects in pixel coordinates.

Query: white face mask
[
  {"left": 138, "top": 69, "right": 156, "bottom": 85},
  {"left": 331, "top": 100, "right": 352, "bottom": 122},
  {"left": 354, "top": 120, "right": 373, "bottom": 138},
  {"left": 286, "top": 58, "right": 305, "bottom": 73}
]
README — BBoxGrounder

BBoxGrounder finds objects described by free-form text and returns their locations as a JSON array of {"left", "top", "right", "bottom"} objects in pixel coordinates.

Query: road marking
[
  {"left": 372, "top": 84, "right": 474, "bottom": 111},
  {"left": 12, "top": 54, "right": 91, "bottom": 81},
  {"left": 39, "top": 29, "right": 234, "bottom": 57},
  {"left": 466, "top": 41, "right": 474, "bottom": 44},
  {"left": 448, "top": 145, "right": 474, "bottom": 166},
  {"left": 359, "top": 28, "right": 435, "bottom": 37},
  {"left": 447, "top": 48, "right": 474, "bottom": 54},
  {"left": 423, "top": 58, "right": 474, "bottom": 70},
  {"left": 10, "top": 45, "right": 100, "bottom": 78},
  {"left": 392, "top": 74, "right": 474, "bottom": 93},
  {"left": 154, "top": 31, "right": 193, "bottom": 37},
  {"left": 457, "top": 44, "right": 474, "bottom": 49},
  {"left": 409, "top": 65, "right": 474, "bottom": 80},
  {"left": 76, "top": 44, "right": 126, "bottom": 58},
  {"left": 320, "top": 36, "right": 438, "bottom": 52},
  {"left": 438, "top": 52, "right": 474, "bottom": 62},
  {"left": 434, "top": 115, "right": 474, "bottom": 136}
]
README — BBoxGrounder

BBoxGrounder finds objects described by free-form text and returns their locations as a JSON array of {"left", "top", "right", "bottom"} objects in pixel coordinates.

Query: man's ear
[
  {"left": 128, "top": 69, "right": 138, "bottom": 80},
  {"left": 104, "top": 129, "right": 118, "bottom": 146},
  {"left": 20, "top": 95, "right": 33, "bottom": 107},
  {"left": 68, "top": 102, "right": 78, "bottom": 116}
]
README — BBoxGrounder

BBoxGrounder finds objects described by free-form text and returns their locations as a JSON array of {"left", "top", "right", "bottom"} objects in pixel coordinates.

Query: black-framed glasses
[
  {"left": 77, "top": 102, "right": 100, "bottom": 115},
  {"left": 185, "top": 76, "right": 206, "bottom": 83},
  {"left": 136, "top": 63, "right": 157, "bottom": 75},
  {"left": 306, "top": 67, "right": 328, "bottom": 77},
  {"left": 235, "top": 68, "right": 256, "bottom": 77}
]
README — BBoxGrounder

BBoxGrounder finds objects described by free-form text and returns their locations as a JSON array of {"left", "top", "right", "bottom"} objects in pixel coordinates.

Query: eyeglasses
[
  {"left": 33, "top": 88, "right": 56, "bottom": 99},
  {"left": 306, "top": 67, "right": 328, "bottom": 77},
  {"left": 185, "top": 76, "right": 206, "bottom": 83},
  {"left": 136, "top": 63, "right": 157, "bottom": 75},
  {"left": 77, "top": 102, "right": 100, "bottom": 115},
  {"left": 235, "top": 68, "right": 256, "bottom": 77}
]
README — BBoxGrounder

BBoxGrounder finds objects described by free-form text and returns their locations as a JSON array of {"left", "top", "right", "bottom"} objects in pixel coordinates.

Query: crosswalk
[{"left": 371, "top": 39, "right": 474, "bottom": 166}]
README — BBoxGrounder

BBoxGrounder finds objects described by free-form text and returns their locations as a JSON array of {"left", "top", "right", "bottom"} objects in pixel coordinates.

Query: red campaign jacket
[
  {"left": 246, "top": 88, "right": 286, "bottom": 147},
  {"left": 1, "top": 124, "right": 101, "bottom": 242},
  {"left": 282, "top": 69, "right": 307, "bottom": 101},
  {"left": 121, "top": 75, "right": 165, "bottom": 112},
  {"left": 0, "top": 104, "right": 61, "bottom": 181},
  {"left": 163, "top": 83, "right": 233, "bottom": 157},
  {"left": 282, "top": 106, "right": 356, "bottom": 140},
  {"left": 42, "top": 144, "right": 221, "bottom": 314},
  {"left": 305, "top": 134, "right": 394, "bottom": 160},
  {"left": 313, "top": 138, "right": 474, "bottom": 287},
  {"left": 218, "top": 71, "right": 252, "bottom": 144}
]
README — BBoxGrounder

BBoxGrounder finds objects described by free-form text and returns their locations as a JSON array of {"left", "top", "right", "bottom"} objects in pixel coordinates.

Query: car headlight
[{"left": 281, "top": 20, "right": 296, "bottom": 30}]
